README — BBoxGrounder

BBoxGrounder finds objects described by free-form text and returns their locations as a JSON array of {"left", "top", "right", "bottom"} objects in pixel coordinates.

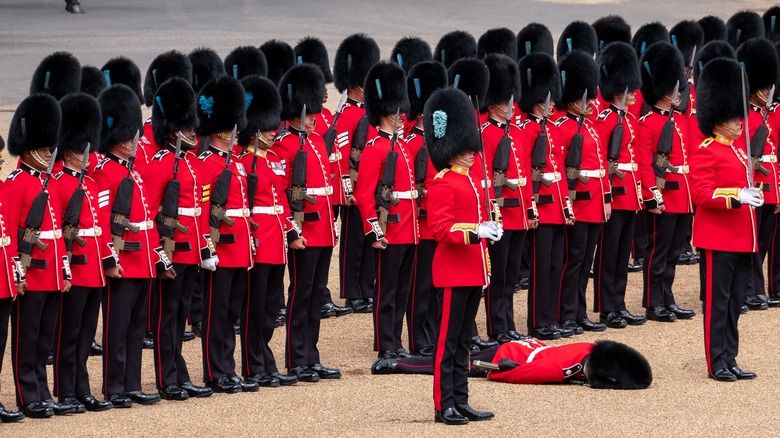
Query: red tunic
[
  {"left": 332, "top": 99, "right": 378, "bottom": 205},
  {"left": 406, "top": 127, "right": 437, "bottom": 241},
  {"left": 488, "top": 339, "right": 591, "bottom": 384},
  {"left": 592, "top": 105, "right": 642, "bottom": 212},
  {"left": 0, "top": 185, "right": 22, "bottom": 299}
]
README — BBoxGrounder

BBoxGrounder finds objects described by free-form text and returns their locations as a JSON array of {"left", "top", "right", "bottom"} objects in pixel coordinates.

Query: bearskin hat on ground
[{"left": 587, "top": 341, "right": 653, "bottom": 390}]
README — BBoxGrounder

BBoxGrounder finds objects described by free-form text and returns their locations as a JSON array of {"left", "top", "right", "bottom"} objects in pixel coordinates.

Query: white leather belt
[
  {"left": 392, "top": 190, "right": 419, "bottom": 200},
  {"left": 0, "top": 236, "right": 11, "bottom": 248},
  {"left": 617, "top": 162, "right": 638, "bottom": 172},
  {"left": 306, "top": 186, "right": 333, "bottom": 196},
  {"left": 526, "top": 346, "right": 551, "bottom": 363},
  {"left": 507, "top": 177, "right": 527, "bottom": 187},
  {"left": 77, "top": 227, "right": 102, "bottom": 237},
  {"left": 38, "top": 229, "right": 63, "bottom": 240},
  {"left": 542, "top": 172, "right": 561, "bottom": 182},
  {"left": 760, "top": 154, "right": 778, "bottom": 163},
  {"left": 329, "top": 151, "right": 342, "bottom": 162},
  {"left": 580, "top": 169, "right": 606, "bottom": 178},
  {"left": 252, "top": 206, "right": 284, "bottom": 215},
  {"left": 666, "top": 165, "right": 689, "bottom": 174},
  {"left": 130, "top": 220, "right": 155, "bottom": 231},
  {"left": 177, "top": 207, "right": 202, "bottom": 217},
  {"left": 225, "top": 208, "right": 250, "bottom": 218}
]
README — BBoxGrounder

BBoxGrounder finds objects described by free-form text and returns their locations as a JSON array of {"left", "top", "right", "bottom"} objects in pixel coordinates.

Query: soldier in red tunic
[
  {"left": 141, "top": 50, "right": 193, "bottom": 156},
  {"left": 425, "top": 88, "right": 500, "bottom": 425},
  {"left": 690, "top": 57, "right": 760, "bottom": 381},
  {"left": 100, "top": 58, "right": 147, "bottom": 173}
]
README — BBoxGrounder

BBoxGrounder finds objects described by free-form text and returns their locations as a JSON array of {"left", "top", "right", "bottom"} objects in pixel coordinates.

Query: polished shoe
[
  {"left": 347, "top": 298, "right": 373, "bottom": 313},
  {"left": 371, "top": 357, "right": 398, "bottom": 375},
  {"left": 90, "top": 340, "right": 103, "bottom": 356},
  {"left": 46, "top": 352, "right": 53, "bottom": 365},
  {"left": 666, "top": 304, "right": 695, "bottom": 319},
  {"left": 767, "top": 293, "right": 780, "bottom": 308},
  {"left": 159, "top": 385, "right": 189, "bottom": 401},
  {"left": 378, "top": 349, "right": 399, "bottom": 359},
  {"left": 395, "top": 348, "right": 414, "bottom": 358},
  {"left": 192, "top": 321, "right": 202, "bottom": 338},
  {"left": 455, "top": 404, "right": 494, "bottom": 421},
  {"left": 77, "top": 395, "right": 113, "bottom": 412},
  {"left": 678, "top": 251, "right": 695, "bottom": 265},
  {"left": 65, "top": 0, "right": 84, "bottom": 14},
  {"left": 180, "top": 381, "right": 213, "bottom": 398},
  {"left": 741, "top": 305, "right": 749, "bottom": 314},
  {"left": 269, "top": 371, "right": 298, "bottom": 386},
  {"left": 588, "top": 269, "right": 595, "bottom": 278},
  {"left": 600, "top": 312, "right": 628, "bottom": 328},
  {"left": 490, "top": 332, "right": 516, "bottom": 344},
  {"left": 183, "top": 331, "right": 195, "bottom": 342},
  {"left": 309, "top": 363, "right": 342, "bottom": 379},
  {"left": 0, "top": 403, "right": 25, "bottom": 422},
  {"left": 470, "top": 336, "right": 499, "bottom": 350},
  {"left": 728, "top": 366, "right": 757, "bottom": 380},
  {"left": 143, "top": 334, "right": 154, "bottom": 349},
  {"left": 708, "top": 368, "right": 737, "bottom": 382},
  {"left": 233, "top": 324, "right": 241, "bottom": 335},
  {"left": 745, "top": 294, "right": 769, "bottom": 310},
  {"left": 413, "top": 345, "right": 434, "bottom": 356},
  {"left": 550, "top": 323, "right": 574, "bottom": 338},
  {"left": 43, "top": 399, "right": 76, "bottom": 415},
  {"left": 561, "top": 320, "right": 585, "bottom": 335},
  {"left": 689, "top": 252, "right": 701, "bottom": 264},
  {"left": 288, "top": 365, "right": 319, "bottom": 382},
  {"left": 207, "top": 377, "right": 242, "bottom": 394},
  {"left": 57, "top": 396, "right": 86, "bottom": 414},
  {"left": 230, "top": 376, "right": 259, "bottom": 392},
  {"left": 618, "top": 310, "right": 647, "bottom": 326},
  {"left": 125, "top": 391, "right": 161, "bottom": 405},
  {"left": 333, "top": 303, "right": 354, "bottom": 317},
  {"left": 434, "top": 407, "right": 469, "bottom": 425},
  {"left": 577, "top": 318, "right": 607, "bottom": 332},
  {"left": 646, "top": 306, "right": 677, "bottom": 322},
  {"left": 519, "top": 277, "right": 530, "bottom": 290},
  {"left": 21, "top": 401, "right": 54, "bottom": 419},
  {"left": 513, "top": 281, "right": 522, "bottom": 292},
  {"left": 321, "top": 303, "right": 337, "bottom": 318},
  {"left": 627, "top": 260, "right": 643, "bottom": 272},
  {"left": 275, "top": 312, "right": 286, "bottom": 327},
  {"left": 508, "top": 330, "right": 530, "bottom": 340},
  {"left": 249, "top": 373, "right": 281, "bottom": 387},
  {"left": 107, "top": 393, "right": 133, "bottom": 408},
  {"left": 528, "top": 326, "right": 562, "bottom": 340}
]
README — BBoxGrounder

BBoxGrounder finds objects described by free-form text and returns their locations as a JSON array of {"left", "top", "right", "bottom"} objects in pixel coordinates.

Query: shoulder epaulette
[
  {"left": 434, "top": 168, "right": 449, "bottom": 180},
  {"left": 405, "top": 133, "right": 417, "bottom": 143},
  {"left": 275, "top": 131, "right": 291, "bottom": 142},
  {"left": 140, "top": 136, "right": 150, "bottom": 146},
  {"left": 151, "top": 149, "right": 170, "bottom": 161},
  {"left": 553, "top": 117, "right": 567, "bottom": 127},
  {"left": 94, "top": 158, "right": 109, "bottom": 171},
  {"left": 699, "top": 137, "right": 714, "bottom": 148},
  {"left": 597, "top": 108, "right": 612, "bottom": 120},
  {"left": 638, "top": 112, "right": 652, "bottom": 122},
  {"left": 5, "top": 169, "right": 21, "bottom": 181},
  {"left": 198, "top": 151, "right": 213, "bottom": 161},
  {"left": 518, "top": 119, "right": 531, "bottom": 129},
  {"left": 769, "top": 102, "right": 779, "bottom": 112},
  {"left": 52, "top": 171, "right": 64, "bottom": 180},
  {"left": 366, "top": 136, "right": 379, "bottom": 146},
  {"left": 480, "top": 121, "right": 490, "bottom": 132}
]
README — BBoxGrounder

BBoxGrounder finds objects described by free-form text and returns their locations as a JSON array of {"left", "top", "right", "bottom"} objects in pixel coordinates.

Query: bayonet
[
  {"left": 225, "top": 124, "right": 237, "bottom": 167},
  {"left": 390, "top": 108, "right": 400, "bottom": 151},
  {"left": 742, "top": 65, "right": 754, "bottom": 189},
  {"left": 78, "top": 143, "right": 90, "bottom": 186},
  {"left": 577, "top": 89, "right": 588, "bottom": 130},
  {"left": 42, "top": 147, "right": 58, "bottom": 190}
]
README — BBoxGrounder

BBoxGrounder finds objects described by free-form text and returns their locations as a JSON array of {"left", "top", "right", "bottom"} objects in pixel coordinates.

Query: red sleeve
[
  {"left": 354, "top": 144, "right": 383, "bottom": 240},
  {"left": 488, "top": 359, "right": 567, "bottom": 384}
]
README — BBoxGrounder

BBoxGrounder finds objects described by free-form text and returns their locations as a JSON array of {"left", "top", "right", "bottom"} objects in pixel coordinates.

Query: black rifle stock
[{"left": 348, "top": 115, "right": 370, "bottom": 191}]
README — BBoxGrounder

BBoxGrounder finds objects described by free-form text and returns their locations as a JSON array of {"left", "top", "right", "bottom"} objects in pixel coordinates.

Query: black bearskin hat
[
  {"left": 693, "top": 40, "right": 736, "bottom": 85},
  {"left": 518, "top": 53, "right": 561, "bottom": 113},
  {"left": 294, "top": 36, "right": 334, "bottom": 83},
  {"left": 334, "top": 33, "right": 380, "bottom": 92},
  {"left": 517, "top": 23, "right": 554, "bottom": 59},
  {"left": 364, "top": 62, "right": 409, "bottom": 127},
  {"left": 434, "top": 30, "right": 477, "bottom": 68},
  {"left": 483, "top": 54, "right": 520, "bottom": 110},
  {"left": 7, "top": 94, "right": 61, "bottom": 156},
  {"left": 97, "top": 84, "right": 142, "bottom": 152},
  {"left": 59, "top": 92, "right": 101, "bottom": 157},
  {"left": 279, "top": 64, "right": 324, "bottom": 121},
  {"left": 737, "top": 37, "right": 780, "bottom": 93},
  {"left": 587, "top": 341, "right": 652, "bottom": 390},
  {"left": 592, "top": 15, "right": 632, "bottom": 50},
  {"left": 195, "top": 76, "right": 247, "bottom": 136},
  {"left": 80, "top": 65, "right": 107, "bottom": 98},
  {"left": 189, "top": 47, "right": 226, "bottom": 93},
  {"left": 391, "top": 36, "right": 433, "bottom": 74},
  {"left": 764, "top": 6, "right": 780, "bottom": 42},
  {"left": 478, "top": 27, "right": 518, "bottom": 60},
  {"left": 407, "top": 61, "right": 448, "bottom": 120},
  {"left": 261, "top": 40, "right": 295, "bottom": 85},
  {"left": 101, "top": 57, "right": 143, "bottom": 103},
  {"left": 424, "top": 88, "right": 481, "bottom": 171},
  {"left": 447, "top": 58, "right": 489, "bottom": 109},
  {"left": 632, "top": 22, "right": 670, "bottom": 58},
  {"left": 557, "top": 21, "right": 599, "bottom": 60},
  {"left": 30, "top": 51, "right": 81, "bottom": 100},
  {"left": 151, "top": 78, "right": 199, "bottom": 149},
  {"left": 238, "top": 75, "right": 282, "bottom": 146},
  {"left": 699, "top": 15, "right": 727, "bottom": 43},
  {"left": 639, "top": 42, "right": 685, "bottom": 105},
  {"left": 144, "top": 50, "right": 193, "bottom": 107},
  {"left": 696, "top": 57, "right": 743, "bottom": 137},
  {"left": 670, "top": 20, "right": 705, "bottom": 65},
  {"left": 598, "top": 42, "right": 641, "bottom": 102},
  {"left": 225, "top": 46, "right": 268, "bottom": 80},
  {"left": 727, "top": 11, "right": 765, "bottom": 48},
  {"left": 558, "top": 51, "right": 599, "bottom": 106}
]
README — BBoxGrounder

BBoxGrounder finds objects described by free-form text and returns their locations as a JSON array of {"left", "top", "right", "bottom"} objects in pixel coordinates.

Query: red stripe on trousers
[
  {"left": 286, "top": 254, "right": 297, "bottom": 368},
  {"left": 374, "top": 250, "right": 382, "bottom": 351},
  {"left": 204, "top": 273, "right": 214, "bottom": 381},
  {"left": 433, "top": 287, "right": 452, "bottom": 411}
]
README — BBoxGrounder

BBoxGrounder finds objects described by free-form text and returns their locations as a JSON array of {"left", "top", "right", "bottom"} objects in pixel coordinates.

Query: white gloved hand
[
  {"left": 477, "top": 221, "right": 501, "bottom": 241},
  {"left": 201, "top": 256, "right": 219, "bottom": 271},
  {"left": 739, "top": 187, "right": 764, "bottom": 207}
]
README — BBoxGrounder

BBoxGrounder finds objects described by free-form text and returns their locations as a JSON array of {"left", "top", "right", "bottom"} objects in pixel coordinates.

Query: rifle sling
[
  {"left": 612, "top": 186, "right": 627, "bottom": 196},
  {"left": 28, "top": 259, "right": 48, "bottom": 269},
  {"left": 663, "top": 181, "right": 680, "bottom": 190},
  {"left": 71, "top": 255, "right": 88, "bottom": 265},
  {"left": 536, "top": 194, "right": 554, "bottom": 205}
]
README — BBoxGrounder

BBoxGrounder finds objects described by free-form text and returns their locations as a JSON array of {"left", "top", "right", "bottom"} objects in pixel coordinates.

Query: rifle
[
  {"left": 742, "top": 66, "right": 755, "bottom": 190},
  {"left": 287, "top": 105, "right": 317, "bottom": 230},
  {"left": 608, "top": 88, "right": 629, "bottom": 180},
  {"left": 348, "top": 114, "right": 370, "bottom": 193},
  {"left": 531, "top": 92, "right": 554, "bottom": 203},
  {"left": 322, "top": 91, "right": 348, "bottom": 156},
  {"left": 208, "top": 125, "right": 237, "bottom": 243},
  {"left": 63, "top": 144, "right": 90, "bottom": 262},
  {"left": 245, "top": 135, "right": 261, "bottom": 231},
  {"left": 158, "top": 135, "right": 189, "bottom": 262},
  {"left": 413, "top": 143, "right": 428, "bottom": 211},
  {"left": 111, "top": 132, "right": 141, "bottom": 251},
  {"left": 492, "top": 95, "right": 519, "bottom": 207},
  {"left": 677, "top": 45, "right": 696, "bottom": 114},
  {"left": 749, "top": 84, "right": 775, "bottom": 178},
  {"left": 651, "top": 81, "right": 680, "bottom": 190},
  {"left": 472, "top": 358, "right": 522, "bottom": 372},
  {"left": 18, "top": 147, "right": 58, "bottom": 269},
  {"left": 375, "top": 109, "right": 401, "bottom": 236},
  {"left": 565, "top": 90, "right": 591, "bottom": 201}
]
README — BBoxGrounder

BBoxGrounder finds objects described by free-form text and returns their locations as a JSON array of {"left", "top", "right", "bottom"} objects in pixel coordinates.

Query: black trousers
[
  {"left": 486, "top": 229, "right": 526, "bottom": 336},
  {"left": 560, "top": 221, "right": 601, "bottom": 322},
  {"left": 769, "top": 208, "right": 780, "bottom": 294},
  {"left": 528, "top": 224, "right": 565, "bottom": 330},
  {"left": 53, "top": 285, "right": 101, "bottom": 398},
  {"left": 153, "top": 264, "right": 198, "bottom": 389},
  {"left": 642, "top": 212, "right": 692, "bottom": 308},
  {"left": 593, "top": 210, "right": 636, "bottom": 312},
  {"left": 286, "top": 246, "right": 332, "bottom": 368},
  {"left": 748, "top": 204, "right": 775, "bottom": 296},
  {"left": 242, "top": 263, "right": 285, "bottom": 377},
  {"left": 339, "top": 205, "right": 374, "bottom": 300},
  {"left": 700, "top": 249, "right": 749, "bottom": 373},
  {"left": 201, "top": 267, "right": 247, "bottom": 383},
  {"left": 102, "top": 278, "right": 148, "bottom": 396},
  {"left": 12, "top": 291, "right": 59, "bottom": 406},
  {"left": 407, "top": 239, "right": 439, "bottom": 351},
  {"left": 188, "top": 269, "right": 206, "bottom": 326},
  {"left": 433, "top": 286, "right": 481, "bottom": 411},
  {"left": 633, "top": 210, "right": 649, "bottom": 261},
  {"left": 373, "top": 244, "right": 416, "bottom": 352},
  {"left": 0, "top": 298, "right": 10, "bottom": 375},
  {"left": 396, "top": 346, "right": 495, "bottom": 375}
]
